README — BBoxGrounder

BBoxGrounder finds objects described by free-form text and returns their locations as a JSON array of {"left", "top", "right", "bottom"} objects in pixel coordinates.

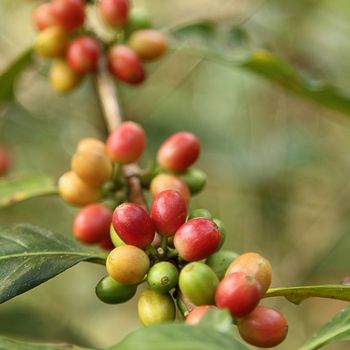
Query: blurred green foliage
[{"left": 0, "top": 0, "right": 350, "bottom": 349}]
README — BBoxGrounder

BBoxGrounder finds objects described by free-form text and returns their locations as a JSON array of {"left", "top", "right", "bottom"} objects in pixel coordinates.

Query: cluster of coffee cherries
[
  {"left": 58, "top": 121, "right": 288, "bottom": 348},
  {"left": 32, "top": 0, "right": 167, "bottom": 92},
  {"left": 0, "top": 145, "right": 11, "bottom": 177}
]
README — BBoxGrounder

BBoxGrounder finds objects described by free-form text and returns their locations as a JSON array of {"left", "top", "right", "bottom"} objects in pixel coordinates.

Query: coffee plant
[{"left": 0, "top": 1, "right": 349, "bottom": 349}]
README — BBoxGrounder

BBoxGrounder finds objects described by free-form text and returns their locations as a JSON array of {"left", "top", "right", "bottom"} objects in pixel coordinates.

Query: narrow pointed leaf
[
  {"left": 0, "top": 224, "right": 106, "bottom": 303},
  {"left": 299, "top": 305, "right": 350, "bottom": 350},
  {"left": 111, "top": 323, "right": 248, "bottom": 350},
  {"left": 264, "top": 285, "right": 350, "bottom": 305},
  {"left": 0, "top": 174, "right": 58, "bottom": 208}
]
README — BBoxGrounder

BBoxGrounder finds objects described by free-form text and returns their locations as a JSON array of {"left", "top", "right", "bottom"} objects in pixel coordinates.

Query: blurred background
[{"left": 0, "top": 0, "right": 350, "bottom": 349}]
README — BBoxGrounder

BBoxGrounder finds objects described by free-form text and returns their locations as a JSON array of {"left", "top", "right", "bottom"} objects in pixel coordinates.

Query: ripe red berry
[
  {"left": 112, "top": 203, "right": 155, "bottom": 248},
  {"left": 73, "top": 203, "right": 112, "bottom": 244},
  {"left": 99, "top": 0, "right": 130, "bottom": 27},
  {"left": 0, "top": 146, "right": 11, "bottom": 176},
  {"left": 32, "top": 3, "right": 57, "bottom": 31},
  {"left": 186, "top": 305, "right": 217, "bottom": 325},
  {"left": 67, "top": 36, "right": 101, "bottom": 74},
  {"left": 237, "top": 306, "right": 288, "bottom": 348},
  {"left": 107, "top": 45, "right": 145, "bottom": 85},
  {"left": 215, "top": 272, "right": 261, "bottom": 317},
  {"left": 157, "top": 132, "right": 200, "bottom": 173},
  {"left": 107, "top": 121, "right": 145, "bottom": 164},
  {"left": 51, "top": 0, "right": 85, "bottom": 30},
  {"left": 174, "top": 218, "right": 221, "bottom": 261},
  {"left": 99, "top": 235, "right": 115, "bottom": 250},
  {"left": 150, "top": 190, "right": 187, "bottom": 236}
]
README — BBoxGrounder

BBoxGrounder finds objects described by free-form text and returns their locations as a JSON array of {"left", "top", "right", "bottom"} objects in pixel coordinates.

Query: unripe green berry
[{"left": 147, "top": 262, "right": 179, "bottom": 293}]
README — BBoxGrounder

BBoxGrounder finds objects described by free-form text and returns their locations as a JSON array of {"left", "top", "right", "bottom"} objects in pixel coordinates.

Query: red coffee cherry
[
  {"left": 112, "top": 203, "right": 155, "bottom": 248},
  {"left": 67, "top": 36, "right": 101, "bottom": 74},
  {"left": 174, "top": 218, "right": 221, "bottom": 261},
  {"left": 51, "top": 0, "right": 85, "bottom": 30},
  {"left": 32, "top": 3, "right": 57, "bottom": 31},
  {"left": 107, "top": 121, "right": 145, "bottom": 164},
  {"left": 0, "top": 146, "right": 11, "bottom": 176},
  {"left": 150, "top": 173, "right": 190, "bottom": 202},
  {"left": 237, "top": 306, "right": 288, "bottom": 348},
  {"left": 128, "top": 30, "right": 167, "bottom": 60},
  {"left": 215, "top": 272, "right": 261, "bottom": 317},
  {"left": 99, "top": 0, "right": 130, "bottom": 27},
  {"left": 107, "top": 45, "right": 146, "bottom": 85},
  {"left": 225, "top": 252, "right": 272, "bottom": 296},
  {"left": 186, "top": 305, "right": 217, "bottom": 325},
  {"left": 73, "top": 203, "right": 112, "bottom": 244},
  {"left": 99, "top": 235, "right": 115, "bottom": 250},
  {"left": 157, "top": 132, "right": 200, "bottom": 173},
  {"left": 150, "top": 190, "right": 187, "bottom": 236}
]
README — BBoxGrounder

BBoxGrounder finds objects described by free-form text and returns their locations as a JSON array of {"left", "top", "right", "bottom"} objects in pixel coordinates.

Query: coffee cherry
[
  {"left": 34, "top": 26, "right": 69, "bottom": 58},
  {"left": 67, "top": 36, "right": 101, "bottom": 74},
  {"left": 128, "top": 30, "right": 167, "bottom": 60},
  {"left": 157, "top": 132, "right": 200, "bottom": 173},
  {"left": 32, "top": 3, "right": 57, "bottom": 31},
  {"left": 99, "top": 0, "right": 130, "bottom": 27},
  {"left": 150, "top": 190, "right": 187, "bottom": 236},
  {"left": 179, "top": 168, "right": 206, "bottom": 195},
  {"left": 215, "top": 272, "right": 261, "bottom": 317},
  {"left": 99, "top": 235, "right": 115, "bottom": 250},
  {"left": 150, "top": 173, "right": 190, "bottom": 202},
  {"left": 237, "top": 306, "right": 288, "bottom": 348},
  {"left": 107, "top": 121, "right": 145, "bottom": 164},
  {"left": 107, "top": 245, "right": 150, "bottom": 285},
  {"left": 96, "top": 275, "right": 137, "bottom": 304},
  {"left": 206, "top": 250, "right": 238, "bottom": 280},
  {"left": 125, "top": 7, "right": 152, "bottom": 35},
  {"left": 108, "top": 45, "right": 146, "bottom": 85},
  {"left": 138, "top": 289, "right": 176, "bottom": 326},
  {"left": 186, "top": 305, "right": 217, "bottom": 325},
  {"left": 110, "top": 225, "right": 125, "bottom": 247},
  {"left": 174, "top": 218, "right": 221, "bottom": 261},
  {"left": 58, "top": 171, "right": 101, "bottom": 206},
  {"left": 225, "top": 252, "right": 272, "bottom": 296},
  {"left": 71, "top": 148, "right": 113, "bottom": 186},
  {"left": 179, "top": 262, "right": 219, "bottom": 305},
  {"left": 49, "top": 60, "right": 81, "bottom": 93},
  {"left": 73, "top": 203, "right": 112, "bottom": 244},
  {"left": 188, "top": 208, "right": 212, "bottom": 220},
  {"left": 51, "top": 0, "right": 85, "bottom": 30},
  {"left": 112, "top": 203, "right": 155, "bottom": 248},
  {"left": 0, "top": 146, "right": 11, "bottom": 176},
  {"left": 213, "top": 218, "right": 225, "bottom": 250},
  {"left": 147, "top": 262, "right": 179, "bottom": 293},
  {"left": 77, "top": 138, "right": 107, "bottom": 154}
]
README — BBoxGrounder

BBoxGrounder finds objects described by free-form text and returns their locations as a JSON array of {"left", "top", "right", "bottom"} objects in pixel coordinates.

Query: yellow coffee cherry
[
  {"left": 77, "top": 138, "right": 107, "bottom": 154},
  {"left": 58, "top": 171, "right": 101, "bottom": 206},
  {"left": 106, "top": 245, "right": 150, "bottom": 285},
  {"left": 34, "top": 26, "right": 69, "bottom": 58},
  {"left": 71, "top": 148, "right": 113, "bottom": 187},
  {"left": 50, "top": 60, "right": 81, "bottom": 93}
]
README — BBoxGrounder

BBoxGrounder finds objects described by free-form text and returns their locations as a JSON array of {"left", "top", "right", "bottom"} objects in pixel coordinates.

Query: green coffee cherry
[
  {"left": 138, "top": 289, "right": 176, "bottom": 326},
  {"left": 110, "top": 225, "right": 125, "bottom": 247},
  {"left": 95, "top": 275, "right": 137, "bottom": 304},
  {"left": 188, "top": 208, "right": 213, "bottom": 220},
  {"left": 179, "top": 168, "right": 206, "bottom": 195},
  {"left": 147, "top": 262, "right": 179, "bottom": 293},
  {"left": 179, "top": 262, "right": 219, "bottom": 305},
  {"left": 213, "top": 218, "right": 226, "bottom": 250},
  {"left": 125, "top": 8, "right": 152, "bottom": 37},
  {"left": 206, "top": 250, "right": 238, "bottom": 280}
]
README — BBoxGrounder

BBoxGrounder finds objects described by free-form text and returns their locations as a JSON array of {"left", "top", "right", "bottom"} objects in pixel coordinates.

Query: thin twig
[{"left": 95, "top": 59, "right": 148, "bottom": 209}]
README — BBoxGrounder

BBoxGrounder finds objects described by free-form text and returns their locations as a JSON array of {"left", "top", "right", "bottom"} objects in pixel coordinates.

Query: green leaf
[
  {"left": 111, "top": 323, "right": 249, "bottom": 350},
  {"left": 299, "top": 305, "right": 350, "bottom": 350},
  {"left": 0, "top": 174, "right": 58, "bottom": 208},
  {"left": 199, "top": 309, "right": 234, "bottom": 335},
  {"left": 0, "top": 336, "right": 93, "bottom": 350},
  {"left": 0, "top": 49, "right": 32, "bottom": 103},
  {"left": 264, "top": 285, "right": 350, "bottom": 305},
  {"left": 170, "top": 23, "right": 350, "bottom": 116},
  {"left": 0, "top": 224, "right": 106, "bottom": 304}
]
